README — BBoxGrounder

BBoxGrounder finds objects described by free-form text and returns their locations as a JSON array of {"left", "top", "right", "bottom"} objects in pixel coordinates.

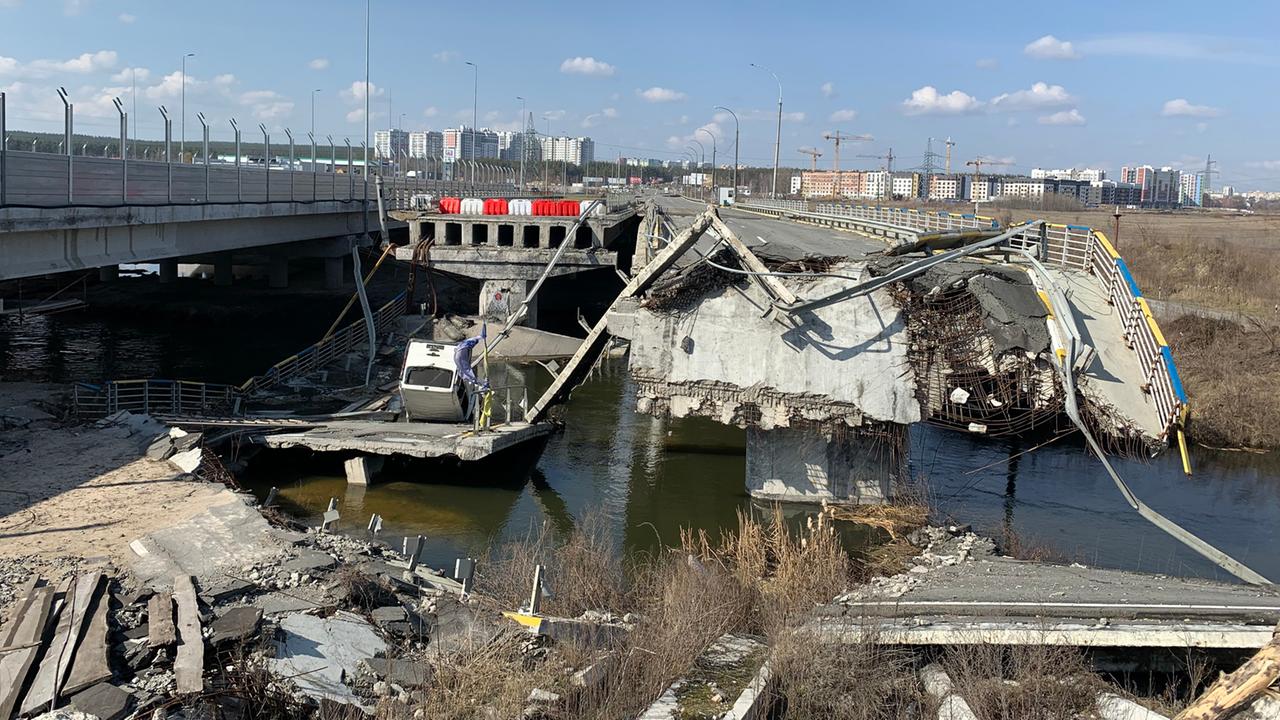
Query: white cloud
[
  {"left": 432, "top": 50, "right": 458, "bottom": 63},
  {"left": 308, "top": 58, "right": 329, "bottom": 71},
  {"left": 1161, "top": 98, "right": 1222, "bottom": 117},
  {"left": 560, "top": 56, "right": 615, "bottom": 76},
  {"left": 782, "top": 111, "right": 806, "bottom": 122},
  {"left": 346, "top": 108, "right": 365, "bottom": 123},
  {"left": 1024, "top": 35, "right": 1079, "bottom": 60},
  {"left": 543, "top": 109, "right": 566, "bottom": 121},
  {"left": 678, "top": 114, "right": 689, "bottom": 124},
  {"left": 902, "top": 86, "right": 983, "bottom": 115},
  {"left": 109, "top": 66, "right": 148, "bottom": 83},
  {"left": 581, "top": 113, "right": 601, "bottom": 128},
  {"left": 1038, "top": 109, "right": 1086, "bottom": 125},
  {"left": 638, "top": 86, "right": 685, "bottom": 103},
  {"left": 602, "top": 107, "right": 618, "bottom": 118},
  {"left": 117, "top": 12, "right": 134, "bottom": 23},
  {"left": 828, "top": 108, "right": 857, "bottom": 122},
  {"left": 240, "top": 89, "right": 293, "bottom": 121},
  {"left": 60, "top": 50, "right": 117, "bottom": 73},
  {"left": 340, "top": 80, "right": 384, "bottom": 103},
  {"left": 975, "top": 57, "right": 999, "bottom": 69},
  {"left": 423, "top": 106, "right": 439, "bottom": 118},
  {"left": 820, "top": 81, "right": 835, "bottom": 98},
  {"left": 145, "top": 71, "right": 200, "bottom": 99},
  {"left": 990, "top": 82, "right": 1075, "bottom": 111}
]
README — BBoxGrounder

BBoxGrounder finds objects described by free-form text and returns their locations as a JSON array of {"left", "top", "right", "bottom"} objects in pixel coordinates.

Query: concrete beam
[
  {"left": 745, "top": 424, "right": 904, "bottom": 503},
  {"left": 0, "top": 202, "right": 400, "bottom": 281},
  {"left": 343, "top": 456, "right": 384, "bottom": 486},
  {"left": 395, "top": 244, "right": 617, "bottom": 280},
  {"left": 480, "top": 279, "right": 538, "bottom": 327}
]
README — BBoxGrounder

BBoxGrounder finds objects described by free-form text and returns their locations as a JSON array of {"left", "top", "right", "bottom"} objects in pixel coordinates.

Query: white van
[{"left": 399, "top": 339, "right": 475, "bottom": 422}]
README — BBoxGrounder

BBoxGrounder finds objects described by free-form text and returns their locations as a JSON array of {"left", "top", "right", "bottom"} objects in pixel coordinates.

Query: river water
[{"left": 4, "top": 303, "right": 1278, "bottom": 583}]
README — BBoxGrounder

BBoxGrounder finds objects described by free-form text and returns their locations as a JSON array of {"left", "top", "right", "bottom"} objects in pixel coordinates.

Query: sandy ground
[{"left": 0, "top": 384, "right": 231, "bottom": 598}]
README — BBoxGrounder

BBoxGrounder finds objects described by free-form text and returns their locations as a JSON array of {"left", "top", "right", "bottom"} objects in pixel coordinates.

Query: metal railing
[
  {"left": 739, "top": 199, "right": 1187, "bottom": 436},
  {"left": 239, "top": 290, "right": 408, "bottom": 395},
  {"left": 72, "top": 378, "right": 240, "bottom": 418}
]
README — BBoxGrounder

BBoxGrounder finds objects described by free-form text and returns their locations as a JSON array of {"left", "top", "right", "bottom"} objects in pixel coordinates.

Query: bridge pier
[
  {"left": 268, "top": 256, "right": 290, "bottom": 289},
  {"left": 744, "top": 423, "right": 905, "bottom": 504},
  {"left": 213, "top": 255, "right": 233, "bottom": 287},
  {"left": 480, "top": 279, "right": 538, "bottom": 326},
  {"left": 158, "top": 260, "right": 178, "bottom": 284},
  {"left": 324, "top": 256, "right": 345, "bottom": 290}
]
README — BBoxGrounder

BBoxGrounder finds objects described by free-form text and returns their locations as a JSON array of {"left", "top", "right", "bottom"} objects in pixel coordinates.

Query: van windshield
[{"left": 405, "top": 367, "right": 454, "bottom": 388}]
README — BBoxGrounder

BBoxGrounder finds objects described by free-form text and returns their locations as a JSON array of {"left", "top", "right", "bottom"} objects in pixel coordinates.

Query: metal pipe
[
  {"left": 159, "top": 105, "right": 172, "bottom": 203},
  {"left": 197, "top": 112, "right": 209, "bottom": 202},
  {"left": 112, "top": 97, "right": 128, "bottom": 203},
  {"left": 180, "top": 52, "right": 194, "bottom": 161},
  {"left": 327, "top": 135, "right": 335, "bottom": 199},
  {"left": 308, "top": 131, "right": 316, "bottom": 201},
  {"left": 259, "top": 123, "right": 270, "bottom": 201},
  {"left": 285, "top": 128, "right": 295, "bottom": 202},
  {"left": 2, "top": 91, "right": 7, "bottom": 206},
  {"left": 57, "top": 87, "right": 73, "bottom": 203}
]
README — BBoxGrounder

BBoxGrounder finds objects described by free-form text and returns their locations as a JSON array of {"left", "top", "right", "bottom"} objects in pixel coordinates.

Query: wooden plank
[
  {"left": 1176, "top": 623, "right": 1280, "bottom": 720},
  {"left": 0, "top": 578, "right": 38, "bottom": 645},
  {"left": 172, "top": 575, "right": 204, "bottom": 694},
  {"left": 19, "top": 573, "right": 95, "bottom": 715},
  {"left": 63, "top": 579, "right": 111, "bottom": 695},
  {"left": 147, "top": 592, "right": 176, "bottom": 648},
  {"left": 0, "top": 584, "right": 54, "bottom": 719}
]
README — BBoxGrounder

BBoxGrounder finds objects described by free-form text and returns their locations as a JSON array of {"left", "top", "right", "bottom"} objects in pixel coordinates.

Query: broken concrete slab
[
  {"left": 209, "top": 607, "right": 262, "bottom": 646},
  {"left": 172, "top": 432, "right": 202, "bottom": 453},
  {"left": 146, "top": 436, "right": 176, "bottom": 460},
  {"left": 169, "top": 448, "right": 202, "bottom": 473},
  {"left": 358, "top": 657, "right": 431, "bottom": 688},
  {"left": 427, "top": 602, "right": 502, "bottom": 658},
  {"left": 69, "top": 682, "right": 132, "bottom": 720},
  {"left": 130, "top": 492, "right": 286, "bottom": 592},
  {"left": 281, "top": 550, "right": 337, "bottom": 574},
  {"left": 269, "top": 611, "right": 387, "bottom": 707},
  {"left": 1096, "top": 693, "right": 1169, "bottom": 720},
  {"left": 252, "top": 589, "right": 332, "bottom": 615}
]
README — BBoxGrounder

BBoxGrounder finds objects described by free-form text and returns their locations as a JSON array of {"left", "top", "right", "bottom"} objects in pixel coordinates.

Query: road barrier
[{"left": 738, "top": 198, "right": 1187, "bottom": 436}]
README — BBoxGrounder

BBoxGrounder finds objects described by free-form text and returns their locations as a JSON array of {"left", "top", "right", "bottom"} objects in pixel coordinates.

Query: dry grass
[
  {"left": 1164, "top": 315, "right": 1280, "bottom": 449},
  {"left": 407, "top": 631, "right": 561, "bottom": 720},
  {"left": 941, "top": 644, "right": 1105, "bottom": 720},
  {"left": 770, "top": 634, "right": 925, "bottom": 720},
  {"left": 825, "top": 503, "right": 928, "bottom": 540}
]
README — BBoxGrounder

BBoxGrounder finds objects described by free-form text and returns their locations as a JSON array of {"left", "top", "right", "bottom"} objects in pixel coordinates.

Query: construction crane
[
  {"left": 856, "top": 148, "right": 896, "bottom": 199},
  {"left": 944, "top": 137, "right": 956, "bottom": 173},
  {"left": 965, "top": 156, "right": 1014, "bottom": 202},
  {"left": 821, "top": 131, "right": 872, "bottom": 196},
  {"left": 798, "top": 147, "right": 823, "bottom": 171}
]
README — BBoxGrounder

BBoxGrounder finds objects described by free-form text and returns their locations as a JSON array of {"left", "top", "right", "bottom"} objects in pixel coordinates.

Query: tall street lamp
[
  {"left": 180, "top": 52, "right": 195, "bottom": 161},
  {"left": 516, "top": 95, "right": 526, "bottom": 189},
  {"left": 363, "top": 0, "right": 370, "bottom": 179},
  {"left": 715, "top": 105, "right": 739, "bottom": 190},
  {"left": 751, "top": 63, "right": 782, "bottom": 198},
  {"left": 465, "top": 61, "right": 478, "bottom": 164},
  {"left": 689, "top": 139, "right": 705, "bottom": 167},
  {"left": 698, "top": 127, "right": 717, "bottom": 189}
]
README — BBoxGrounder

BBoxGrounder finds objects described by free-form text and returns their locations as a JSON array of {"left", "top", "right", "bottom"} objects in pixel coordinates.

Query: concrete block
[
  {"left": 69, "top": 682, "right": 132, "bottom": 720},
  {"left": 209, "top": 606, "right": 263, "bottom": 645},
  {"left": 358, "top": 657, "right": 431, "bottom": 688},
  {"left": 343, "top": 456, "right": 383, "bottom": 486},
  {"left": 745, "top": 425, "right": 900, "bottom": 503},
  {"left": 169, "top": 448, "right": 203, "bottom": 474},
  {"left": 479, "top": 279, "right": 538, "bottom": 326}
]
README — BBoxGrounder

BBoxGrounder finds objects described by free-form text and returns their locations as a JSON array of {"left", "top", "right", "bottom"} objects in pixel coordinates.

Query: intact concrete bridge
[
  {"left": 605, "top": 196, "right": 1186, "bottom": 506},
  {"left": 0, "top": 148, "right": 518, "bottom": 286}
]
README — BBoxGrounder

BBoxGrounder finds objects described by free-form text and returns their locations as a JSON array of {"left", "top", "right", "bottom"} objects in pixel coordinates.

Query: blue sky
[{"left": 2, "top": 0, "right": 1279, "bottom": 188}]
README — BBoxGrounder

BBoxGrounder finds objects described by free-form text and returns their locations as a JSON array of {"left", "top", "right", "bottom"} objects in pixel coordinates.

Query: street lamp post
[
  {"left": 698, "top": 128, "right": 717, "bottom": 190},
  {"left": 715, "top": 105, "right": 739, "bottom": 190},
  {"left": 750, "top": 63, "right": 782, "bottom": 198},
  {"left": 465, "top": 61, "right": 478, "bottom": 191},
  {"left": 689, "top": 139, "right": 705, "bottom": 167},
  {"left": 516, "top": 95, "right": 526, "bottom": 190},
  {"left": 363, "top": 0, "right": 370, "bottom": 180},
  {"left": 180, "top": 52, "right": 195, "bottom": 162}
]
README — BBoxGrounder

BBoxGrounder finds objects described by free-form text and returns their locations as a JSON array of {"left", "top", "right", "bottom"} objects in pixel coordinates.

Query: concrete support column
[
  {"left": 323, "top": 256, "right": 344, "bottom": 290},
  {"left": 268, "top": 256, "right": 289, "bottom": 289},
  {"left": 344, "top": 455, "right": 385, "bottom": 486},
  {"left": 97, "top": 265, "right": 120, "bottom": 282},
  {"left": 158, "top": 259, "right": 178, "bottom": 284},
  {"left": 213, "top": 255, "right": 233, "bottom": 287},
  {"left": 744, "top": 423, "right": 905, "bottom": 503},
  {"left": 480, "top": 279, "right": 538, "bottom": 327}
]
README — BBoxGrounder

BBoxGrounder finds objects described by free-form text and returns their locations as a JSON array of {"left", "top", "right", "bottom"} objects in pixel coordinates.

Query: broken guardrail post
[
  {"left": 528, "top": 564, "right": 546, "bottom": 614},
  {"left": 263, "top": 487, "right": 278, "bottom": 508},
  {"left": 366, "top": 514, "right": 383, "bottom": 534},
  {"left": 407, "top": 535, "right": 425, "bottom": 572},
  {"left": 455, "top": 557, "right": 476, "bottom": 596},
  {"left": 320, "top": 498, "right": 339, "bottom": 531}
]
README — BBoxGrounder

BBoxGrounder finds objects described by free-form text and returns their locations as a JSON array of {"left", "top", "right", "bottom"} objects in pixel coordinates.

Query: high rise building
[
  {"left": 539, "top": 136, "right": 595, "bottom": 165},
  {"left": 1032, "top": 167, "right": 1106, "bottom": 182},
  {"left": 442, "top": 127, "right": 500, "bottom": 161},
  {"left": 1179, "top": 172, "right": 1204, "bottom": 207},
  {"left": 408, "top": 131, "right": 443, "bottom": 159},
  {"left": 373, "top": 129, "right": 409, "bottom": 161},
  {"left": 1120, "top": 165, "right": 1182, "bottom": 207}
]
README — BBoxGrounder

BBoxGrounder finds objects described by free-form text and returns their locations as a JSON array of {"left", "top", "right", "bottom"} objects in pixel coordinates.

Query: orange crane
[
  {"left": 798, "top": 147, "right": 823, "bottom": 171},
  {"left": 944, "top": 137, "right": 956, "bottom": 173},
  {"left": 823, "top": 131, "right": 871, "bottom": 198}
]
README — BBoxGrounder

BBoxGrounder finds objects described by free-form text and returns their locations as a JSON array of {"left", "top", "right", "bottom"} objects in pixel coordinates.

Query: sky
[{"left": 2, "top": 0, "right": 1280, "bottom": 189}]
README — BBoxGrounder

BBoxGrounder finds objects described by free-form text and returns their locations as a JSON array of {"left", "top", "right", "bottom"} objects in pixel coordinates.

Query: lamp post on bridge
[
  {"left": 197, "top": 112, "right": 210, "bottom": 202},
  {"left": 715, "top": 105, "right": 739, "bottom": 191},
  {"left": 465, "top": 60, "right": 478, "bottom": 193},
  {"left": 698, "top": 127, "right": 717, "bottom": 191},
  {"left": 180, "top": 52, "right": 195, "bottom": 162},
  {"left": 750, "top": 62, "right": 782, "bottom": 199}
]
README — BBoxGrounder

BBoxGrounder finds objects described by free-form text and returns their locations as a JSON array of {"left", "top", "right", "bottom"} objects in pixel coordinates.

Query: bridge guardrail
[
  {"left": 238, "top": 290, "right": 408, "bottom": 395},
  {"left": 738, "top": 199, "right": 1186, "bottom": 436},
  {"left": 72, "top": 378, "right": 240, "bottom": 418}
]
